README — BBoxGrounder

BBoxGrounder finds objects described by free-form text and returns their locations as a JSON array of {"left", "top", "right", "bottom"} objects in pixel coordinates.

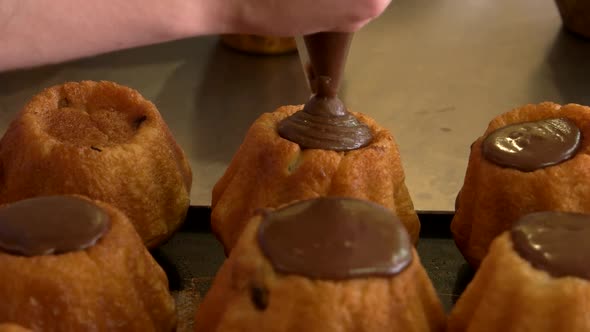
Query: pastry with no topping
[{"left": 0, "top": 81, "right": 192, "bottom": 248}]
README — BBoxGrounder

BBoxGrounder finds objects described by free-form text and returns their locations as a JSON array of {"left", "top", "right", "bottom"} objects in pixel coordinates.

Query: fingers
[
  {"left": 230, "top": 0, "right": 392, "bottom": 36},
  {"left": 336, "top": 0, "right": 393, "bottom": 31},
  {"left": 363, "top": 0, "right": 393, "bottom": 22}
]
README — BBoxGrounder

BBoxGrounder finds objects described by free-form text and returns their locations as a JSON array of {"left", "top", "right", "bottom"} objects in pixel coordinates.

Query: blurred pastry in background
[
  {"left": 452, "top": 102, "right": 590, "bottom": 268},
  {"left": 0, "top": 81, "right": 192, "bottom": 248},
  {"left": 221, "top": 35, "right": 297, "bottom": 55}
]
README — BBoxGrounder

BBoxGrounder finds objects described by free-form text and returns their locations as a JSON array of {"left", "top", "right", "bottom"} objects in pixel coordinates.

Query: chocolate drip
[
  {"left": 482, "top": 118, "right": 581, "bottom": 172},
  {"left": 511, "top": 211, "right": 590, "bottom": 279},
  {"left": 257, "top": 197, "right": 412, "bottom": 280},
  {"left": 0, "top": 196, "right": 110, "bottom": 256},
  {"left": 278, "top": 32, "right": 373, "bottom": 151},
  {"left": 304, "top": 33, "right": 350, "bottom": 97}
]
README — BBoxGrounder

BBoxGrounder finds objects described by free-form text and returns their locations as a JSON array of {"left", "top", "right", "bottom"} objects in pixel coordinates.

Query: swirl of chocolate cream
[
  {"left": 0, "top": 196, "right": 110, "bottom": 256},
  {"left": 482, "top": 118, "right": 581, "bottom": 172},
  {"left": 278, "top": 32, "right": 373, "bottom": 151},
  {"left": 257, "top": 197, "right": 412, "bottom": 280},
  {"left": 511, "top": 211, "right": 590, "bottom": 279}
]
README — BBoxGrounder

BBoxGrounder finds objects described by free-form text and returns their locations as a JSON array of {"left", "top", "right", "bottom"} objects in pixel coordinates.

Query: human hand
[
  {"left": 0, "top": 0, "right": 392, "bottom": 71},
  {"left": 228, "top": 0, "right": 393, "bottom": 36}
]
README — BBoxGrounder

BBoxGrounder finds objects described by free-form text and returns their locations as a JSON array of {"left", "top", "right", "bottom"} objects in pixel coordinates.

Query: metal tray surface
[{"left": 155, "top": 207, "right": 472, "bottom": 331}]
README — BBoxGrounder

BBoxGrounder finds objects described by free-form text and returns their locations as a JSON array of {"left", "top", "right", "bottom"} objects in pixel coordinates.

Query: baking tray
[{"left": 154, "top": 207, "right": 473, "bottom": 331}]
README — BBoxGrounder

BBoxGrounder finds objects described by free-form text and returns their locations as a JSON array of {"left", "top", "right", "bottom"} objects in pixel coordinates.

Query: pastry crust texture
[
  {"left": 212, "top": 105, "right": 420, "bottom": 253},
  {"left": 0, "top": 196, "right": 177, "bottom": 331},
  {"left": 0, "top": 81, "right": 192, "bottom": 248},
  {"left": 194, "top": 213, "right": 446, "bottom": 332},
  {"left": 451, "top": 102, "right": 590, "bottom": 268},
  {"left": 448, "top": 232, "right": 590, "bottom": 331},
  {"left": 0, "top": 324, "right": 31, "bottom": 332}
]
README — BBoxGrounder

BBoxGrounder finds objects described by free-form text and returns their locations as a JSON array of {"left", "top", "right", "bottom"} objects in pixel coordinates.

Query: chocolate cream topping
[
  {"left": 511, "top": 211, "right": 590, "bottom": 279},
  {"left": 278, "top": 32, "right": 373, "bottom": 151},
  {"left": 0, "top": 196, "right": 110, "bottom": 256},
  {"left": 257, "top": 197, "right": 412, "bottom": 280},
  {"left": 482, "top": 118, "right": 581, "bottom": 172}
]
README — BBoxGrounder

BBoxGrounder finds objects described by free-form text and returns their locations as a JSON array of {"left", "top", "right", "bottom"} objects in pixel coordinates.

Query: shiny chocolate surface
[
  {"left": 512, "top": 211, "right": 590, "bottom": 279},
  {"left": 258, "top": 197, "right": 412, "bottom": 280},
  {"left": 482, "top": 118, "right": 581, "bottom": 172},
  {"left": 0, "top": 196, "right": 110, "bottom": 256}
]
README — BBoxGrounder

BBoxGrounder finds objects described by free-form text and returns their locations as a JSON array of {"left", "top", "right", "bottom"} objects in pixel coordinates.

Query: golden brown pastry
[
  {"left": 0, "top": 81, "right": 192, "bottom": 248},
  {"left": 221, "top": 35, "right": 297, "bottom": 54},
  {"left": 0, "top": 195, "right": 176, "bottom": 331},
  {"left": 196, "top": 197, "right": 445, "bottom": 332},
  {"left": 452, "top": 102, "right": 590, "bottom": 268},
  {"left": 448, "top": 211, "right": 590, "bottom": 331},
  {"left": 0, "top": 324, "right": 31, "bottom": 332},
  {"left": 212, "top": 105, "right": 420, "bottom": 253}
]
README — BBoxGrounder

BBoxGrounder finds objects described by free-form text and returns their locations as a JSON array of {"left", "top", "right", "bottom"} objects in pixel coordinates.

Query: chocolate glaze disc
[
  {"left": 511, "top": 211, "right": 590, "bottom": 279},
  {"left": 257, "top": 197, "right": 412, "bottom": 280},
  {"left": 482, "top": 118, "right": 581, "bottom": 172},
  {"left": 0, "top": 196, "right": 110, "bottom": 256}
]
